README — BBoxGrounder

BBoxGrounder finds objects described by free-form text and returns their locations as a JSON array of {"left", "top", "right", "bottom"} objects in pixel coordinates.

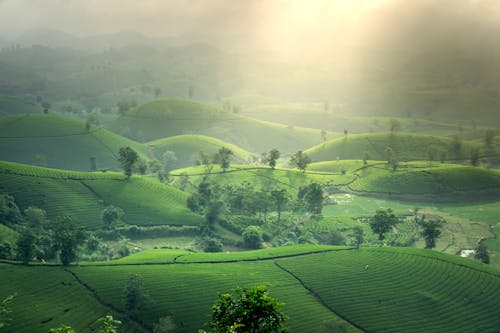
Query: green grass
[
  {"left": 276, "top": 248, "right": 500, "bottom": 333},
  {"left": 0, "top": 96, "right": 42, "bottom": 116},
  {"left": 0, "top": 161, "right": 202, "bottom": 229},
  {"left": 107, "top": 98, "right": 328, "bottom": 153},
  {"left": 0, "top": 114, "right": 149, "bottom": 171},
  {"left": 348, "top": 163, "right": 500, "bottom": 200},
  {"left": 147, "top": 134, "right": 255, "bottom": 169},
  {"left": 306, "top": 132, "right": 485, "bottom": 163},
  {"left": 170, "top": 164, "right": 355, "bottom": 194},
  {"left": 2, "top": 246, "right": 498, "bottom": 332}
]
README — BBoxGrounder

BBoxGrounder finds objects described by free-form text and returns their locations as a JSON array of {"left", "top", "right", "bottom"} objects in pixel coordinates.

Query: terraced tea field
[
  {"left": 0, "top": 161, "right": 202, "bottom": 228},
  {"left": 1, "top": 246, "right": 498, "bottom": 333}
]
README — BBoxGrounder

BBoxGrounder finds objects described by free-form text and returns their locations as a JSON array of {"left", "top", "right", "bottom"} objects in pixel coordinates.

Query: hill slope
[
  {"left": 107, "top": 98, "right": 329, "bottom": 153},
  {"left": 1, "top": 246, "right": 498, "bottom": 332},
  {"left": 0, "top": 96, "right": 42, "bottom": 116},
  {"left": 0, "top": 161, "right": 202, "bottom": 229},
  {"left": 0, "top": 114, "right": 148, "bottom": 171},
  {"left": 306, "top": 132, "right": 485, "bottom": 163},
  {"left": 147, "top": 134, "right": 255, "bottom": 169}
]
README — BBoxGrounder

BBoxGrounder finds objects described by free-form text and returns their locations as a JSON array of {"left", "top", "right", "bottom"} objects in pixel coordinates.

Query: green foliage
[
  {"left": 270, "top": 188, "right": 288, "bottom": 221},
  {"left": 369, "top": 208, "right": 399, "bottom": 241},
  {"left": 262, "top": 149, "right": 281, "bottom": 169},
  {"left": 475, "top": 243, "right": 490, "bottom": 264},
  {"left": 52, "top": 216, "right": 86, "bottom": 266},
  {"left": 242, "top": 226, "right": 263, "bottom": 249},
  {"left": 200, "top": 237, "right": 224, "bottom": 253},
  {"left": 351, "top": 227, "right": 364, "bottom": 248},
  {"left": 0, "top": 193, "right": 22, "bottom": 227},
  {"left": 207, "top": 286, "right": 288, "bottom": 333},
  {"left": 297, "top": 183, "right": 324, "bottom": 215},
  {"left": 214, "top": 147, "right": 234, "bottom": 171},
  {"left": 118, "top": 146, "right": 139, "bottom": 179},
  {"left": 96, "top": 315, "right": 121, "bottom": 333},
  {"left": 15, "top": 227, "right": 36, "bottom": 263},
  {"left": 101, "top": 205, "right": 124, "bottom": 228},
  {"left": 49, "top": 324, "right": 75, "bottom": 333},
  {"left": 418, "top": 215, "right": 444, "bottom": 249},
  {"left": 289, "top": 151, "right": 311, "bottom": 172},
  {"left": 124, "top": 274, "right": 147, "bottom": 314}
]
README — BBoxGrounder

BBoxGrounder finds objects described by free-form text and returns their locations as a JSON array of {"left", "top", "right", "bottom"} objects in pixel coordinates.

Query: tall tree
[
  {"left": 125, "top": 274, "right": 148, "bottom": 315},
  {"left": 53, "top": 216, "right": 86, "bottom": 266},
  {"left": 289, "top": 151, "right": 311, "bottom": 172},
  {"left": 418, "top": 215, "right": 444, "bottom": 249},
  {"left": 215, "top": 147, "right": 234, "bottom": 172},
  {"left": 101, "top": 205, "right": 124, "bottom": 228},
  {"left": 262, "top": 148, "right": 280, "bottom": 169},
  {"left": 207, "top": 286, "right": 288, "bottom": 333},
  {"left": 118, "top": 147, "right": 139, "bottom": 179},
  {"left": 298, "top": 183, "right": 324, "bottom": 215},
  {"left": 369, "top": 208, "right": 399, "bottom": 241},
  {"left": 270, "top": 188, "right": 288, "bottom": 221}
]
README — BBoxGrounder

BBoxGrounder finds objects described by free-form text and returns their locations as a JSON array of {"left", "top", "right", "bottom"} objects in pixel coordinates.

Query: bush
[{"left": 242, "top": 226, "right": 263, "bottom": 249}]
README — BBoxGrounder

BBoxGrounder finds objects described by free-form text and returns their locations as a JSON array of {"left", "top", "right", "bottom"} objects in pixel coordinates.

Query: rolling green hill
[
  {"left": 107, "top": 98, "right": 330, "bottom": 153},
  {"left": 306, "top": 132, "right": 486, "bottom": 163},
  {"left": 0, "top": 161, "right": 202, "bottom": 229},
  {"left": 0, "top": 96, "right": 42, "bottom": 116},
  {"left": 147, "top": 134, "right": 255, "bottom": 169},
  {"left": 348, "top": 162, "right": 500, "bottom": 201},
  {"left": 1, "top": 246, "right": 498, "bottom": 332},
  {"left": 0, "top": 114, "right": 149, "bottom": 171}
]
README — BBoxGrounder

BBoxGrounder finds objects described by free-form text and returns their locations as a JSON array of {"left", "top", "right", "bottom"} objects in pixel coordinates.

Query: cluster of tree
[
  {"left": 0, "top": 193, "right": 129, "bottom": 265},
  {"left": 198, "top": 147, "right": 234, "bottom": 173}
]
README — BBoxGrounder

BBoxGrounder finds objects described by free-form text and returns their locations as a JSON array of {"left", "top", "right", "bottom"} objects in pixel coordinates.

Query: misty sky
[{"left": 0, "top": 0, "right": 383, "bottom": 42}]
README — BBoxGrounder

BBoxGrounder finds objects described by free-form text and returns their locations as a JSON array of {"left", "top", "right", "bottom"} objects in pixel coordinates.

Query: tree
[
  {"left": 101, "top": 205, "right": 124, "bottom": 228},
  {"left": 389, "top": 118, "right": 401, "bottom": 133},
  {"left": 154, "top": 87, "right": 162, "bottom": 98},
  {"left": 289, "top": 151, "right": 311, "bottom": 172},
  {"left": 484, "top": 129, "right": 496, "bottom": 148},
  {"left": 96, "top": 315, "right": 121, "bottom": 333},
  {"left": 0, "top": 193, "right": 22, "bottom": 226},
  {"left": 262, "top": 148, "right": 280, "bottom": 169},
  {"left": 215, "top": 147, "right": 234, "bottom": 172},
  {"left": 205, "top": 201, "right": 225, "bottom": 228},
  {"left": 320, "top": 130, "right": 327, "bottom": 143},
  {"left": 118, "top": 147, "right": 139, "bottom": 179},
  {"left": 385, "top": 146, "right": 394, "bottom": 165},
  {"left": 369, "top": 208, "right": 399, "bottom": 241},
  {"left": 242, "top": 226, "right": 263, "bottom": 249},
  {"left": 418, "top": 215, "right": 444, "bottom": 249},
  {"left": 451, "top": 135, "right": 463, "bottom": 158},
  {"left": 16, "top": 228, "right": 36, "bottom": 263},
  {"left": 351, "top": 227, "right": 364, "bottom": 249},
  {"left": 470, "top": 148, "right": 480, "bottom": 166},
  {"left": 199, "top": 151, "right": 215, "bottom": 173},
  {"left": 475, "top": 243, "right": 490, "bottom": 264},
  {"left": 270, "top": 189, "right": 288, "bottom": 221},
  {"left": 53, "top": 216, "right": 86, "bottom": 266},
  {"left": 207, "top": 286, "right": 288, "bottom": 333},
  {"left": 298, "top": 183, "right": 324, "bottom": 215},
  {"left": 125, "top": 274, "right": 148, "bottom": 314}
]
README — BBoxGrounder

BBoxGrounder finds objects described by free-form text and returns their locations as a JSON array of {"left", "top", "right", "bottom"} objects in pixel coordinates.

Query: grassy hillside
[
  {"left": 0, "top": 161, "right": 202, "bottom": 229},
  {"left": 147, "top": 134, "right": 255, "bottom": 169},
  {"left": 107, "top": 98, "right": 330, "bottom": 153},
  {"left": 348, "top": 162, "right": 500, "bottom": 201},
  {"left": 1, "top": 246, "right": 498, "bottom": 332},
  {"left": 170, "top": 164, "right": 354, "bottom": 194},
  {"left": 240, "top": 104, "right": 460, "bottom": 136},
  {"left": 0, "top": 114, "right": 149, "bottom": 171},
  {"left": 306, "top": 132, "right": 486, "bottom": 163},
  {"left": 0, "top": 96, "right": 42, "bottom": 116}
]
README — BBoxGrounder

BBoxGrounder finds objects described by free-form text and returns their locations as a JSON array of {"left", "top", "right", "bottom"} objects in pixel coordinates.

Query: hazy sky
[{"left": 0, "top": 0, "right": 384, "bottom": 41}]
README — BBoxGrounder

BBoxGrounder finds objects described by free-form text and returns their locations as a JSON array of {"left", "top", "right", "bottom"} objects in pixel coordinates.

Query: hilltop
[
  {"left": 0, "top": 161, "right": 202, "bottom": 229},
  {"left": 147, "top": 134, "right": 255, "bottom": 169},
  {"left": 305, "top": 132, "right": 489, "bottom": 163},
  {"left": 107, "top": 98, "right": 330, "bottom": 153},
  {"left": 0, "top": 114, "right": 148, "bottom": 171}
]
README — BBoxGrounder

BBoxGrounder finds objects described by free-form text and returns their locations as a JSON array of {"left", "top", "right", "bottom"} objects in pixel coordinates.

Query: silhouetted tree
[
  {"left": 418, "top": 215, "right": 444, "bottom": 249},
  {"left": 262, "top": 148, "right": 280, "bottom": 169},
  {"left": 215, "top": 147, "right": 234, "bottom": 172}
]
